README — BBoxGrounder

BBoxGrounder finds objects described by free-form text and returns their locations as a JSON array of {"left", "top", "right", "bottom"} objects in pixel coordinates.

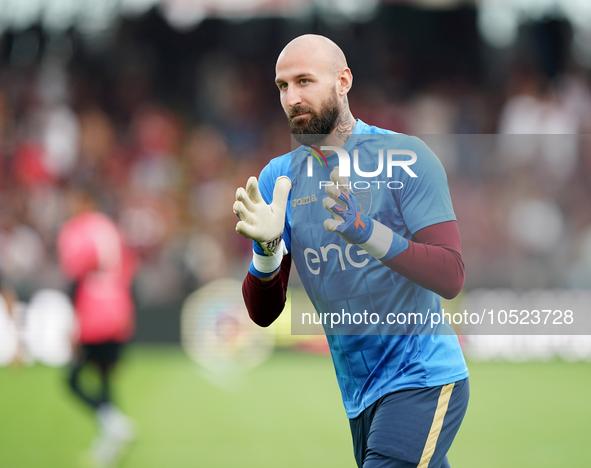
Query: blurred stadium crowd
[{"left": 1, "top": 4, "right": 591, "bottom": 343}]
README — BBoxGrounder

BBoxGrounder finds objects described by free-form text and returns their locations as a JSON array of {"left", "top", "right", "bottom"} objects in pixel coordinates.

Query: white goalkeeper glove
[
  {"left": 323, "top": 167, "right": 409, "bottom": 261},
  {"left": 234, "top": 175, "right": 291, "bottom": 276}
]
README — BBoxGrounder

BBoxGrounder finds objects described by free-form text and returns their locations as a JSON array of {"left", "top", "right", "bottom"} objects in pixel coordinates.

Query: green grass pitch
[{"left": 0, "top": 346, "right": 589, "bottom": 468}]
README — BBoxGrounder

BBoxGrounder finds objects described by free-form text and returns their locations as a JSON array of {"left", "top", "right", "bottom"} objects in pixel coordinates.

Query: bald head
[
  {"left": 275, "top": 35, "right": 354, "bottom": 143},
  {"left": 277, "top": 34, "right": 348, "bottom": 77}
]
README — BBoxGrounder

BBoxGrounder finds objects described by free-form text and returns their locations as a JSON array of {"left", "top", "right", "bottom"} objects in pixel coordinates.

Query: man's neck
[
  {"left": 332, "top": 97, "right": 356, "bottom": 144},
  {"left": 296, "top": 98, "right": 356, "bottom": 150}
]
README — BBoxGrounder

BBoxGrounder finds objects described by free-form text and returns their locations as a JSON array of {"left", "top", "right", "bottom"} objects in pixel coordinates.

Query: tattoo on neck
[{"left": 334, "top": 102, "right": 355, "bottom": 143}]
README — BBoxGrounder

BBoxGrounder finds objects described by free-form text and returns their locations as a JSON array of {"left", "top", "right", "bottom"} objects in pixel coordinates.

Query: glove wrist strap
[
  {"left": 250, "top": 239, "right": 286, "bottom": 277},
  {"left": 359, "top": 220, "right": 409, "bottom": 261},
  {"left": 260, "top": 233, "right": 284, "bottom": 256}
]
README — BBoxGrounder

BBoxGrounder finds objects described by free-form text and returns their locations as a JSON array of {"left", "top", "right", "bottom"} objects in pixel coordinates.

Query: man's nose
[{"left": 285, "top": 86, "right": 302, "bottom": 108}]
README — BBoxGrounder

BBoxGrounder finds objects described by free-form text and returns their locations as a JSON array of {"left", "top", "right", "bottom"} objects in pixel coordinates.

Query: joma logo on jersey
[
  {"left": 306, "top": 147, "right": 417, "bottom": 179},
  {"left": 292, "top": 194, "right": 317, "bottom": 208}
]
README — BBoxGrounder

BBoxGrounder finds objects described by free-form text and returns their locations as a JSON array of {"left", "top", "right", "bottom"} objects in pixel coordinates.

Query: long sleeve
[
  {"left": 382, "top": 221, "right": 465, "bottom": 300},
  {"left": 242, "top": 253, "right": 292, "bottom": 327}
]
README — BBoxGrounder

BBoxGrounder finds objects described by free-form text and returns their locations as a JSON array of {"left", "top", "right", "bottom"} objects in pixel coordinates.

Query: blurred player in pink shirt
[{"left": 57, "top": 187, "right": 138, "bottom": 466}]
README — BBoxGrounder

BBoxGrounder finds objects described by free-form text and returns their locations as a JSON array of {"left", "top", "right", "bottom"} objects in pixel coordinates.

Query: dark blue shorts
[{"left": 349, "top": 378, "right": 469, "bottom": 468}]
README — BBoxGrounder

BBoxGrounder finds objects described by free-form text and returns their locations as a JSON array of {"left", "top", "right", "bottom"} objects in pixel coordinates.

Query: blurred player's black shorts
[{"left": 80, "top": 342, "right": 124, "bottom": 364}]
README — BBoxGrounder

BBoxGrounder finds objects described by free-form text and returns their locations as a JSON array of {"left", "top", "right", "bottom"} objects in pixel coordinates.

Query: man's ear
[{"left": 337, "top": 68, "right": 353, "bottom": 97}]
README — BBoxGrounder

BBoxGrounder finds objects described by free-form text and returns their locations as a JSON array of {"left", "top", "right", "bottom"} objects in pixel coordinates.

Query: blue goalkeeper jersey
[{"left": 254, "top": 119, "right": 469, "bottom": 418}]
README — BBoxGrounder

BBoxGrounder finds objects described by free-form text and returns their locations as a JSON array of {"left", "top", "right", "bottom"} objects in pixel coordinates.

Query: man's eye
[
  {"left": 279, "top": 83, "right": 288, "bottom": 90},
  {"left": 300, "top": 79, "right": 309, "bottom": 84}
]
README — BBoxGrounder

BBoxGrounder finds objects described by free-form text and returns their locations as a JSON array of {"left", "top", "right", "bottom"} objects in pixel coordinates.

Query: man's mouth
[{"left": 290, "top": 108, "right": 313, "bottom": 119}]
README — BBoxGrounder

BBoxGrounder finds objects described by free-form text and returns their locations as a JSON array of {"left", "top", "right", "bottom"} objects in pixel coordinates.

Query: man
[
  {"left": 234, "top": 35, "right": 469, "bottom": 468},
  {"left": 57, "top": 187, "right": 137, "bottom": 467},
  {"left": 0, "top": 272, "right": 21, "bottom": 365}
]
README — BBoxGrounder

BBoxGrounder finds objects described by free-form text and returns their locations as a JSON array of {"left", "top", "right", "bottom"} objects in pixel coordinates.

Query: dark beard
[{"left": 288, "top": 94, "right": 340, "bottom": 146}]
